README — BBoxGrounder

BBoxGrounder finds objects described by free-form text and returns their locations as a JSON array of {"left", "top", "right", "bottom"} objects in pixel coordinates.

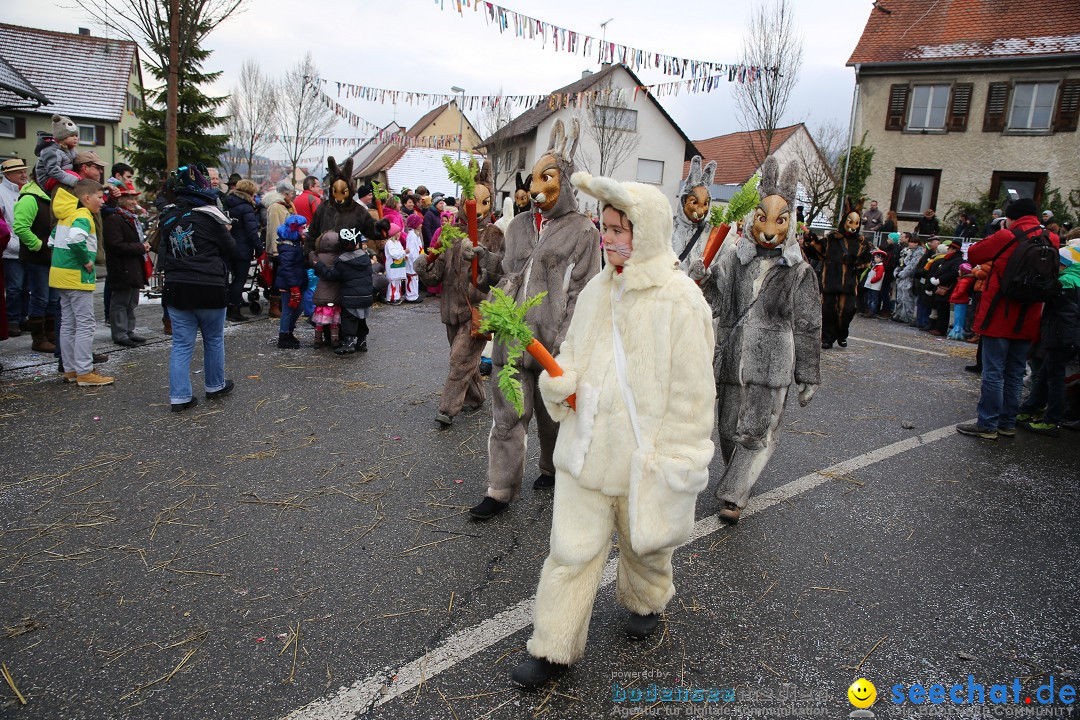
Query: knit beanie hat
[
  {"left": 960, "top": 262, "right": 973, "bottom": 274},
  {"left": 51, "top": 114, "right": 78, "bottom": 142},
  {"left": 1005, "top": 197, "right": 1037, "bottom": 221},
  {"left": 404, "top": 213, "right": 423, "bottom": 230},
  {"left": 388, "top": 222, "right": 402, "bottom": 239}
]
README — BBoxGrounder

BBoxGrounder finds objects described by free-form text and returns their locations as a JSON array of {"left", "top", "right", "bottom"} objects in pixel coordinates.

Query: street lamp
[{"left": 451, "top": 85, "right": 465, "bottom": 196}]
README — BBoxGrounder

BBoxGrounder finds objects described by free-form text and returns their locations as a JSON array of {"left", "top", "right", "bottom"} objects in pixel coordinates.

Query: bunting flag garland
[
  {"left": 310, "top": 86, "right": 463, "bottom": 148},
  {"left": 433, "top": 0, "right": 775, "bottom": 81}
]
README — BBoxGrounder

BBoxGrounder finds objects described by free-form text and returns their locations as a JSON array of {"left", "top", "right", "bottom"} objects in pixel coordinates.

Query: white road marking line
[
  {"left": 847, "top": 336, "right": 950, "bottom": 357},
  {"left": 283, "top": 421, "right": 967, "bottom": 720}
]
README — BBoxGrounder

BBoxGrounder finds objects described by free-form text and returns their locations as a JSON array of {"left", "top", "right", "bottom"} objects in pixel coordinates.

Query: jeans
[
  {"left": 167, "top": 305, "right": 227, "bottom": 404},
  {"left": 1020, "top": 347, "right": 1075, "bottom": 425},
  {"left": 916, "top": 302, "right": 930, "bottom": 328},
  {"left": 977, "top": 336, "right": 1031, "bottom": 430},
  {"left": 58, "top": 289, "right": 95, "bottom": 375},
  {"left": 279, "top": 298, "right": 300, "bottom": 334},
  {"left": 24, "top": 262, "right": 60, "bottom": 318},
  {"left": 865, "top": 288, "right": 881, "bottom": 315},
  {"left": 950, "top": 304, "right": 967, "bottom": 337},
  {"left": 4, "top": 257, "right": 27, "bottom": 323},
  {"left": 110, "top": 287, "right": 139, "bottom": 341}
]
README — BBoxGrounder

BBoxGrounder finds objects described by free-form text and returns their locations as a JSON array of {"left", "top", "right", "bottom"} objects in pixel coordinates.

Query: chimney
[
  {"left": 582, "top": 70, "right": 593, "bottom": 79},
  {"left": 78, "top": 27, "right": 90, "bottom": 35}
]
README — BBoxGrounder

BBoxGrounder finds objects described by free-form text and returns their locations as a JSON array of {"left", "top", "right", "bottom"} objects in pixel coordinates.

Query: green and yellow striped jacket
[{"left": 48, "top": 185, "right": 97, "bottom": 290}]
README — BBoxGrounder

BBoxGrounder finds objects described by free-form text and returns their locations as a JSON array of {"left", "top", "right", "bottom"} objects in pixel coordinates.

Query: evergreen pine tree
[{"left": 125, "top": 41, "right": 228, "bottom": 190}]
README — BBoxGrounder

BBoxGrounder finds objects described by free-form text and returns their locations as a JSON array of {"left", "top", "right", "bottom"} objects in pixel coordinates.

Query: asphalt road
[{"left": 1, "top": 292, "right": 1078, "bottom": 720}]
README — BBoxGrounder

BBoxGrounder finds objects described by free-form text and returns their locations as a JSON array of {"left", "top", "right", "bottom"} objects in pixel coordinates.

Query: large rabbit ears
[
  {"left": 842, "top": 196, "right": 864, "bottom": 216},
  {"left": 477, "top": 160, "right": 493, "bottom": 188},
  {"left": 683, "top": 156, "right": 717, "bottom": 192},
  {"left": 327, "top": 156, "right": 339, "bottom": 178},
  {"left": 515, "top": 172, "right": 531, "bottom": 192},
  {"left": 545, "top": 118, "right": 580, "bottom": 162},
  {"left": 571, "top": 171, "right": 632, "bottom": 210},
  {"left": 758, "top": 155, "right": 798, "bottom": 204}
]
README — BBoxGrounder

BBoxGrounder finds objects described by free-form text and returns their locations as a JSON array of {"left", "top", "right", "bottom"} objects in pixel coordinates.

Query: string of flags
[
  {"left": 434, "top": 0, "right": 774, "bottom": 81},
  {"left": 312, "top": 87, "right": 463, "bottom": 148}
]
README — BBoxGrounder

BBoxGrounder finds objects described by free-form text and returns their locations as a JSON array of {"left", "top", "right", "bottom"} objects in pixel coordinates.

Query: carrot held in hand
[{"left": 526, "top": 338, "right": 575, "bottom": 410}]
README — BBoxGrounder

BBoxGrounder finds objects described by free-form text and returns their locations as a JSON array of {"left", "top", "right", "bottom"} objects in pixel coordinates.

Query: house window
[
  {"left": 908, "top": 84, "right": 950, "bottom": 130},
  {"left": 121, "top": 129, "right": 131, "bottom": 148},
  {"left": 595, "top": 106, "right": 637, "bottom": 131},
  {"left": 637, "top": 159, "right": 664, "bottom": 185},
  {"left": 78, "top": 124, "right": 97, "bottom": 145},
  {"left": 989, "top": 171, "right": 1047, "bottom": 207},
  {"left": 890, "top": 168, "right": 941, "bottom": 219},
  {"left": 1008, "top": 82, "right": 1057, "bottom": 130},
  {"left": 516, "top": 147, "right": 526, "bottom": 170},
  {"left": 503, "top": 150, "right": 512, "bottom": 172},
  {"left": 0, "top": 116, "right": 14, "bottom": 138}
]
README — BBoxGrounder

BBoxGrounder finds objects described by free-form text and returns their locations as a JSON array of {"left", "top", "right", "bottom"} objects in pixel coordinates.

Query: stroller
[{"left": 241, "top": 251, "right": 274, "bottom": 315}]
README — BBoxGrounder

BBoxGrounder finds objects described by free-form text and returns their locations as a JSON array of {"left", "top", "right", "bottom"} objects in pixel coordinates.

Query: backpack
[{"left": 980, "top": 226, "right": 1060, "bottom": 333}]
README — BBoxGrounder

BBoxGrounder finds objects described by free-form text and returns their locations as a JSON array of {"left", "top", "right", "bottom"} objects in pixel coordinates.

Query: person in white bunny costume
[{"left": 510, "top": 172, "right": 715, "bottom": 689}]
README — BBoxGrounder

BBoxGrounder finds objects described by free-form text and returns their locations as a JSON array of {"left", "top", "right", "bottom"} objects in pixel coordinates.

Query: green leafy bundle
[
  {"left": 371, "top": 180, "right": 389, "bottom": 202},
  {"left": 430, "top": 225, "right": 465, "bottom": 255},
  {"left": 442, "top": 156, "right": 478, "bottom": 200},
  {"left": 710, "top": 174, "right": 761, "bottom": 227},
  {"left": 479, "top": 289, "right": 547, "bottom": 416}
]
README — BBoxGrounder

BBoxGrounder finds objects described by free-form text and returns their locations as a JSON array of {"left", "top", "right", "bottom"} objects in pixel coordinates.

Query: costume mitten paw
[{"left": 538, "top": 369, "right": 576, "bottom": 406}]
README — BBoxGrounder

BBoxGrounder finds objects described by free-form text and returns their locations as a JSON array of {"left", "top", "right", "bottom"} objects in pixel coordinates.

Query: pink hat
[
  {"left": 404, "top": 213, "right": 423, "bottom": 230},
  {"left": 388, "top": 222, "right": 402, "bottom": 238}
]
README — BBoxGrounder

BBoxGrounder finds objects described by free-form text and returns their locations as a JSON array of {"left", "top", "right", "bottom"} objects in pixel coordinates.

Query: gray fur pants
[
  {"left": 486, "top": 365, "right": 558, "bottom": 503},
  {"left": 439, "top": 321, "right": 486, "bottom": 417},
  {"left": 892, "top": 278, "right": 917, "bottom": 323},
  {"left": 715, "top": 382, "right": 788, "bottom": 510}
]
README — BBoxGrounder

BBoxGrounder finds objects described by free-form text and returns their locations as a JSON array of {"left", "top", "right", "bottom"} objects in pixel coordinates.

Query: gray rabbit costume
[
  {"left": 693, "top": 156, "right": 821, "bottom": 523},
  {"left": 672, "top": 155, "right": 716, "bottom": 273}
]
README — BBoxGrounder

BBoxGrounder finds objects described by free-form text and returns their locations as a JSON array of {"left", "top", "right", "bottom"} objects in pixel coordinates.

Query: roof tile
[{"left": 686, "top": 125, "right": 802, "bottom": 185}]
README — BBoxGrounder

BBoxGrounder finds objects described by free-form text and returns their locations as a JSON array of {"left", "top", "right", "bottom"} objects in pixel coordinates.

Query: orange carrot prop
[
  {"left": 480, "top": 289, "right": 574, "bottom": 415},
  {"left": 698, "top": 174, "right": 761, "bottom": 285},
  {"left": 699, "top": 223, "right": 730, "bottom": 279},
  {"left": 371, "top": 180, "right": 389, "bottom": 220}
]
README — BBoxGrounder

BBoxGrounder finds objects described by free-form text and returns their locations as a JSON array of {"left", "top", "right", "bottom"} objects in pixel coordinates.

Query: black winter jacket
[
  {"left": 224, "top": 191, "right": 262, "bottom": 257},
  {"left": 305, "top": 200, "right": 382, "bottom": 257},
  {"left": 1043, "top": 287, "right": 1080, "bottom": 350},
  {"left": 103, "top": 213, "right": 147, "bottom": 290},
  {"left": 274, "top": 239, "right": 306, "bottom": 291},
  {"left": 159, "top": 194, "right": 237, "bottom": 288},
  {"left": 313, "top": 249, "right": 375, "bottom": 309}
]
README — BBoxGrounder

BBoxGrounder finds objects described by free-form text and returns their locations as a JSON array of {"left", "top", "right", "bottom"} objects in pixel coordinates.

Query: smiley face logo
[{"left": 848, "top": 678, "right": 877, "bottom": 709}]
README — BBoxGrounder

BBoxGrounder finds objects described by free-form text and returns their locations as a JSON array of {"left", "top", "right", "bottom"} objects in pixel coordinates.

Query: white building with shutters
[
  {"left": 0, "top": 23, "right": 143, "bottom": 173},
  {"left": 847, "top": 0, "right": 1079, "bottom": 232}
]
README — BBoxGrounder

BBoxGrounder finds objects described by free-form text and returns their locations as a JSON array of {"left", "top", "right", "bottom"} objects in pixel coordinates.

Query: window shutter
[
  {"left": 983, "top": 82, "right": 1011, "bottom": 132},
  {"left": 885, "top": 84, "right": 909, "bottom": 130},
  {"left": 947, "top": 83, "right": 973, "bottom": 132},
  {"left": 15, "top": 117, "right": 25, "bottom": 138},
  {"left": 94, "top": 125, "right": 105, "bottom": 146},
  {"left": 1052, "top": 78, "right": 1080, "bottom": 132}
]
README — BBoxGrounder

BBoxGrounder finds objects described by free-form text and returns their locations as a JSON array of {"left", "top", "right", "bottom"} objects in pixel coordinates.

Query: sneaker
[
  {"left": 821, "top": 342, "right": 833, "bottom": 350},
  {"left": 206, "top": 379, "right": 235, "bottom": 399},
  {"left": 171, "top": 397, "right": 198, "bottom": 412},
  {"left": 92, "top": 352, "right": 109, "bottom": 364},
  {"left": 277, "top": 333, "right": 301, "bottom": 349},
  {"left": 1024, "top": 422, "right": 1060, "bottom": 437},
  {"left": 63, "top": 371, "right": 77, "bottom": 383},
  {"left": 997, "top": 427, "right": 1016, "bottom": 437},
  {"left": 955, "top": 422, "right": 998, "bottom": 440},
  {"left": 1014, "top": 411, "right": 1042, "bottom": 424},
  {"left": 1060, "top": 418, "right": 1080, "bottom": 431},
  {"left": 76, "top": 372, "right": 114, "bottom": 387},
  {"left": 468, "top": 496, "right": 509, "bottom": 520},
  {"left": 533, "top": 473, "right": 555, "bottom": 490},
  {"left": 113, "top": 337, "right": 139, "bottom": 348},
  {"left": 963, "top": 365, "right": 982, "bottom": 374},
  {"left": 510, "top": 656, "right": 567, "bottom": 690},
  {"left": 837, "top": 339, "right": 848, "bottom": 348},
  {"left": 357, "top": 340, "right": 368, "bottom": 352},
  {"left": 626, "top": 612, "right": 660, "bottom": 640}
]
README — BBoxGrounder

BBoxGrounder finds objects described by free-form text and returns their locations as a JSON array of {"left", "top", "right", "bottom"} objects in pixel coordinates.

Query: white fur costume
[{"left": 528, "top": 173, "right": 716, "bottom": 665}]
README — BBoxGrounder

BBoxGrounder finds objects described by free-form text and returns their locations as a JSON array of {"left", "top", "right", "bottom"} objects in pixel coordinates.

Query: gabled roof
[
  {"left": 686, "top": 124, "right": 803, "bottom": 185},
  {"left": 0, "top": 52, "right": 49, "bottom": 108},
  {"left": 847, "top": 0, "right": 1080, "bottom": 66},
  {"left": 355, "top": 145, "right": 407, "bottom": 178},
  {"left": 0, "top": 23, "right": 138, "bottom": 121},
  {"left": 481, "top": 64, "right": 698, "bottom": 159},
  {"left": 385, "top": 147, "right": 486, "bottom": 198}
]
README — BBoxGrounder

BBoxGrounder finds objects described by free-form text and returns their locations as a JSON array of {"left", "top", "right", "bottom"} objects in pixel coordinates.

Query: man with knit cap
[
  {"left": 957, "top": 197, "right": 1060, "bottom": 440},
  {"left": 35, "top": 115, "right": 80, "bottom": 193}
]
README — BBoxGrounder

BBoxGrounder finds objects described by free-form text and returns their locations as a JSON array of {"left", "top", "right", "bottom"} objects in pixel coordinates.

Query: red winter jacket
[
  {"left": 949, "top": 275, "right": 975, "bottom": 304},
  {"left": 967, "top": 216, "right": 1060, "bottom": 341},
  {"left": 293, "top": 190, "right": 322, "bottom": 224}
]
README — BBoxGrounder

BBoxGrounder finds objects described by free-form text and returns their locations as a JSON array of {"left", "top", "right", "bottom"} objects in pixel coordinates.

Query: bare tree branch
[
  {"left": 227, "top": 58, "right": 277, "bottom": 180},
  {"left": 275, "top": 53, "right": 336, "bottom": 188},
  {"left": 733, "top": 0, "right": 804, "bottom": 166},
  {"left": 794, "top": 121, "right": 846, "bottom": 225},
  {"left": 478, "top": 88, "right": 519, "bottom": 200},
  {"left": 577, "top": 77, "right": 640, "bottom": 179}
]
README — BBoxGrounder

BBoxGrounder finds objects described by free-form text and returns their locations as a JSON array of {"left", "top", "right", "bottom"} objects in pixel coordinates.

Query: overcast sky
[{"left": 9, "top": 0, "right": 870, "bottom": 163}]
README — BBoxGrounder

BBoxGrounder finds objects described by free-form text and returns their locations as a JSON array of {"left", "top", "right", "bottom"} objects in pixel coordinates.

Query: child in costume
[
  {"left": 689, "top": 156, "right": 821, "bottom": 524},
  {"left": 413, "top": 161, "right": 505, "bottom": 426},
  {"left": 383, "top": 223, "right": 406, "bottom": 304},
  {"left": 274, "top": 214, "right": 308, "bottom": 349},
  {"left": 310, "top": 229, "right": 387, "bottom": 354},
  {"left": 468, "top": 119, "right": 602, "bottom": 520},
  {"left": 311, "top": 231, "right": 342, "bottom": 350},
  {"left": 403, "top": 214, "right": 424, "bottom": 302},
  {"left": 36, "top": 115, "right": 80, "bottom": 194},
  {"left": 511, "top": 172, "right": 715, "bottom": 689}
]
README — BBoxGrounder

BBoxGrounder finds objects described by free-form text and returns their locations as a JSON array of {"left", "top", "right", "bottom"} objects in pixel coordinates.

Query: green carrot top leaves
[
  {"left": 442, "top": 156, "right": 477, "bottom": 200},
  {"left": 480, "top": 289, "right": 547, "bottom": 416},
  {"left": 429, "top": 224, "right": 466, "bottom": 255},
  {"left": 709, "top": 174, "right": 761, "bottom": 227},
  {"left": 371, "top": 180, "right": 389, "bottom": 202}
]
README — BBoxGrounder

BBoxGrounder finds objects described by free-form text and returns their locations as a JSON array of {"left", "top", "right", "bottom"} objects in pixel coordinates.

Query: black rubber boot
[
  {"left": 278, "top": 333, "right": 300, "bottom": 349},
  {"left": 626, "top": 612, "right": 660, "bottom": 640},
  {"left": 510, "top": 656, "right": 568, "bottom": 689},
  {"left": 468, "top": 496, "right": 509, "bottom": 520}
]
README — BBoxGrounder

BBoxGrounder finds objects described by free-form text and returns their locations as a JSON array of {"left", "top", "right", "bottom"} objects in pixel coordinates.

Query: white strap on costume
[{"left": 610, "top": 284, "right": 643, "bottom": 448}]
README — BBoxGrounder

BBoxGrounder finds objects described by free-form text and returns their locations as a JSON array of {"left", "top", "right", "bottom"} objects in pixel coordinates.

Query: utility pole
[
  {"left": 599, "top": 18, "right": 614, "bottom": 65},
  {"left": 451, "top": 85, "right": 465, "bottom": 196},
  {"left": 165, "top": 0, "right": 180, "bottom": 172}
]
